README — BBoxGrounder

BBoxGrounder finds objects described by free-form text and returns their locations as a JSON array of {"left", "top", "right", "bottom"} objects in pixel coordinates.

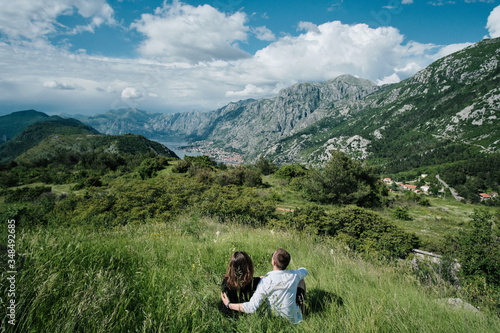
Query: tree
[
  {"left": 274, "top": 164, "right": 306, "bottom": 181},
  {"left": 299, "top": 150, "right": 387, "bottom": 207},
  {"left": 254, "top": 155, "right": 278, "bottom": 175}
]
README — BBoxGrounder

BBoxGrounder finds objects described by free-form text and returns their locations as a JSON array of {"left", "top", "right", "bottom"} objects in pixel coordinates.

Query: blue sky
[{"left": 1, "top": 0, "right": 500, "bottom": 115}]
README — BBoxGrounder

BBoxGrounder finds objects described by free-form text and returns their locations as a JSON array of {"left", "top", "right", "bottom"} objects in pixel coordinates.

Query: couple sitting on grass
[{"left": 219, "top": 248, "right": 308, "bottom": 324}]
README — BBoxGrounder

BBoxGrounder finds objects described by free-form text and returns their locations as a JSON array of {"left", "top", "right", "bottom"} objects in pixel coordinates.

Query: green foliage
[
  {"left": 440, "top": 154, "right": 500, "bottom": 202},
  {"left": 72, "top": 175, "right": 103, "bottom": 190},
  {"left": 185, "top": 155, "right": 217, "bottom": 169},
  {"left": 393, "top": 206, "right": 411, "bottom": 220},
  {"left": 457, "top": 209, "right": 500, "bottom": 287},
  {"left": 0, "top": 116, "right": 99, "bottom": 162},
  {"left": 172, "top": 159, "right": 192, "bottom": 173},
  {"left": 137, "top": 157, "right": 168, "bottom": 179},
  {"left": 274, "top": 163, "right": 306, "bottom": 180},
  {"left": 442, "top": 209, "right": 500, "bottom": 315},
  {"left": 403, "top": 191, "right": 431, "bottom": 207},
  {"left": 0, "top": 109, "right": 49, "bottom": 141},
  {"left": 217, "top": 166, "right": 263, "bottom": 187},
  {"left": 254, "top": 155, "right": 278, "bottom": 175},
  {"left": 325, "top": 205, "right": 420, "bottom": 259},
  {"left": 4, "top": 185, "right": 52, "bottom": 203},
  {"left": 200, "top": 185, "right": 275, "bottom": 226},
  {"left": 271, "top": 205, "right": 419, "bottom": 259},
  {"left": 299, "top": 151, "right": 387, "bottom": 207}
]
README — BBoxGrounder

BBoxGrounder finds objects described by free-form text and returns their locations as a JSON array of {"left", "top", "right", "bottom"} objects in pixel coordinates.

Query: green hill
[
  {"left": 15, "top": 133, "right": 178, "bottom": 165},
  {"left": 0, "top": 116, "right": 100, "bottom": 163},
  {"left": 0, "top": 110, "right": 50, "bottom": 142}
]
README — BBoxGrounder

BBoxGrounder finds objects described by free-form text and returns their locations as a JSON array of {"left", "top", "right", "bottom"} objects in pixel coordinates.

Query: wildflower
[{"left": 216, "top": 231, "right": 220, "bottom": 237}]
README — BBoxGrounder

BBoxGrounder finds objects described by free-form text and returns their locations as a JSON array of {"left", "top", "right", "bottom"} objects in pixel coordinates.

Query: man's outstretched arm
[
  {"left": 221, "top": 280, "right": 267, "bottom": 314},
  {"left": 221, "top": 292, "right": 245, "bottom": 313}
]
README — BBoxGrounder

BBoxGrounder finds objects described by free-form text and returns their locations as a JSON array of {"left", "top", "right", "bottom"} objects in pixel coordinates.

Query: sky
[{"left": 1, "top": 0, "right": 500, "bottom": 116}]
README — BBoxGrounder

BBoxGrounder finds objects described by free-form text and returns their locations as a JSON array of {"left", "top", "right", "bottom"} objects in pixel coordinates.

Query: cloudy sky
[{"left": 1, "top": 0, "right": 500, "bottom": 116}]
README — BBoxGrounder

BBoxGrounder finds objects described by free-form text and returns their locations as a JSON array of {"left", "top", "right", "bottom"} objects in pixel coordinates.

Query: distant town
[{"left": 178, "top": 141, "right": 244, "bottom": 166}]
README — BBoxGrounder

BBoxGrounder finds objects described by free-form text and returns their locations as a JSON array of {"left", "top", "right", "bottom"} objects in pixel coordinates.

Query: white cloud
[
  {"left": 377, "top": 73, "right": 401, "bottom": 85},
  {"left": 43, "top": 80, "right": 82, "bottom": 90},
  {"left": 328, "top": 0, "right": 344, "bottom": 12},
  {"left": 131, "top": 1, "right": 250, "bottom": 63},
  {"left": 121, "top": 87, "right": 143, "bottom": 100},
  {"left": 402, "top": 0, "right": 414, "bottom": 4},
  {"left": 225, "top": 84, "right": 266, "bottom": 97},
  {"left": 0, "top": 0, "right": 115, "bottom": 42},
  {"left": 253, "top": 26, "right": 276, "bottom": 41},
  {"left": 431, "top": 42, "right": 473, "bottom": 59},
  {"left": 487, "top": 5, "right": 500, "bottom": 38},
  {"left": 247, "top": 21, "right": 421, "bottom": 83}
]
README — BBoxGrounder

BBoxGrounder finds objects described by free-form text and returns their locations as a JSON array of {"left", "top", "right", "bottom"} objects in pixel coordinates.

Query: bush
[
  {"left": 216, "top": 166, "right": 262, "bottom": 187},
  {"left": 393, "top": 206, "right": 411, "bottom": 220},
  {"left": 200, "top": 185, "right": 275, "bottom": 226},
  {"left": 272, "top": 205, "right": 420, "bottom": 259},
  {"left": 457, "top": 209, "right": 500, "bottom": 287},
  {"left": 442, "top": 209, "right": 500, "bottom": 315},
  {"left": 325, "top": 206, "right": 420, "bottom": 258},
  {"left": 172, "top": 160, "right": 192, "bottom": 173}
]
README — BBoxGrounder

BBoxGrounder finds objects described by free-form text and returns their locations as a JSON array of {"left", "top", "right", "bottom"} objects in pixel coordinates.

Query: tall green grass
[{"left": 3, "top": 215, "right": 500, "bottom": 332}]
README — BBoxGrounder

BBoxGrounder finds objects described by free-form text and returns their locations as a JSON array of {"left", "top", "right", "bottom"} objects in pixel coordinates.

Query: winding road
[{"left": 436, "top": 175, "right": 463, "bottom": 201}]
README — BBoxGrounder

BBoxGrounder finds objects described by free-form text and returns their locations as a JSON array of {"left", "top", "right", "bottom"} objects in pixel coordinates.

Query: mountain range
[{"left": 73, "top": 37, "right": 500, "bottom": 171}]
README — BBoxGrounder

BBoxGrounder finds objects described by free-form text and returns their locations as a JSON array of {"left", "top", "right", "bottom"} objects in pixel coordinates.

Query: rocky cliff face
[
  {"left": 201, "top": 75, "right": 380, "bottom": 160},
  {"left": 266, "top": 38, "right": 500, "bottom": 167}
]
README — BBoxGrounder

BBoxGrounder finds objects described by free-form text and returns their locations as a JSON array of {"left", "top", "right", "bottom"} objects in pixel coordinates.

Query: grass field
[{"left": 2, "top": 214, "right": 500, "bottom": 332}]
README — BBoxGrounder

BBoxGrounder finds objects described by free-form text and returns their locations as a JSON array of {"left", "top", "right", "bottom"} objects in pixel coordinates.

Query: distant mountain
[
  {"left": 76, "top": 37, "right": 500, "bottom": 170},
  {"left": 77, "top": 74, "right": 380, "bottom": 152},
  {"left": 0, "top": 110, "right": 50, "bottom": 142}
]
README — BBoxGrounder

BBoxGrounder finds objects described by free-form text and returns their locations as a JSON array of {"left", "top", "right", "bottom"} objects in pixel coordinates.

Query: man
[{"left": 221, "top": 248, "right": 308, "bottom": 324}]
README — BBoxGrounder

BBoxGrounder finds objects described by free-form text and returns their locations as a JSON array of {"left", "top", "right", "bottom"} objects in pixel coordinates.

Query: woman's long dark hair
[{"left": 224, "top": 251, "right": 254, "bottom": 290}]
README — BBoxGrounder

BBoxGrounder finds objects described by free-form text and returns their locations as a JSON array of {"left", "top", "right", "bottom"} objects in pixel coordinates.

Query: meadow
[{"left": 2, "top": 213, "right": 499, "bottom": 332}]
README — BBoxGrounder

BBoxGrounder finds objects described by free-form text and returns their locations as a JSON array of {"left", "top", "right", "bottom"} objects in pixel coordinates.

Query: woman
[{"left": 219, "top": 251, "right": 261, "bottom": 317}]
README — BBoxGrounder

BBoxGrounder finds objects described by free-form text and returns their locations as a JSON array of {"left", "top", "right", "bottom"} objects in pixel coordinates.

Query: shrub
[
  {"left": 393, "top": 206, "right": 411, "bottom": 220},
  {"left": 172, "top": 159, "right": 192, "bottom": 173},
  {"left": 324, "top": 206, "right": 420, "bottom": 258}
]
